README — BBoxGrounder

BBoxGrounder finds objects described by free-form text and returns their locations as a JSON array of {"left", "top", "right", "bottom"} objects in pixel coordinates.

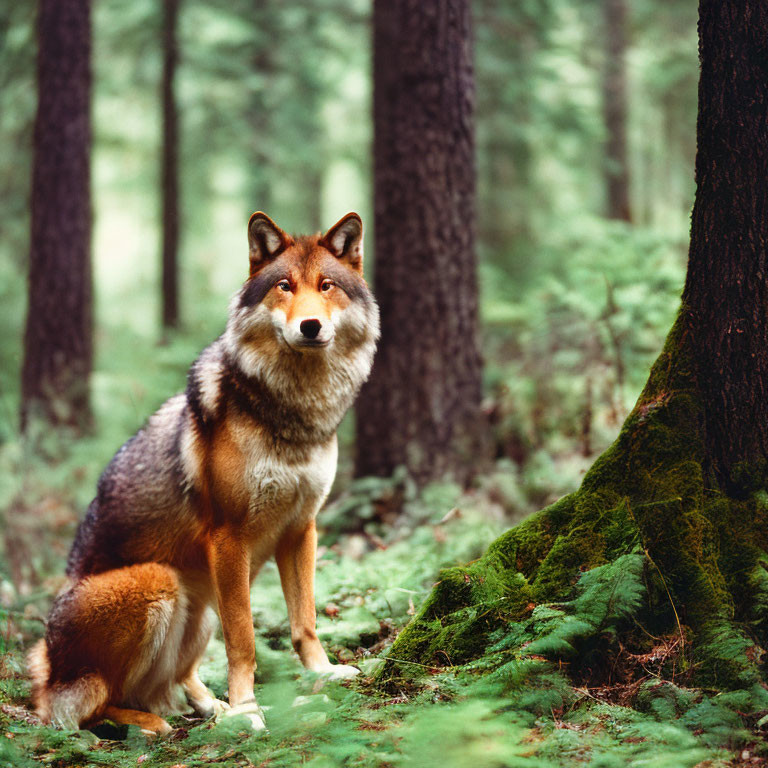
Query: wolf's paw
[
  {"left": 190, "top": 695, "right": 230, "bottom": 720},
  {"left": 138, "top": 719, "right": 173, "bottom": 742},
  {"left": 208, "top": 698, "right": 231, "bottom": 717},
  {"left": 217, "top": 700, "right": 267, "bottom": 732},
  {"left": 328, "top": 663, "right": 361, "bottom": 680}
]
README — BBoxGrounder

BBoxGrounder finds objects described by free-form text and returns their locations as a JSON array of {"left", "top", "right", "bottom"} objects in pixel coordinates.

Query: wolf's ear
[
  {"left": 321, "top": 213, "right": 364, "bottom": 272},
  {"left": 248, "top": 212, "right": 290, "bottom": 275}
]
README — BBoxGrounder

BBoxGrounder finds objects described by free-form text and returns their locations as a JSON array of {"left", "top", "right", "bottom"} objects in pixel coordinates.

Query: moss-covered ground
[{"left": 2, "top": 468, "right": 768, "bottom": 766}]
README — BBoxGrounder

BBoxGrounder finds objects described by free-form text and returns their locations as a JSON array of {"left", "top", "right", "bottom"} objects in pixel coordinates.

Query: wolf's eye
[
  {"left": 276, "top": 280, "right": 291, "bottom": 292},
  {"left": 320, "top": 279, "right": 334, "bottom": 292}
]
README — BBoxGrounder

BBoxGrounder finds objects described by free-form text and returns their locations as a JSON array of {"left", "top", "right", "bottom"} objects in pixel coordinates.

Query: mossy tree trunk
[
  {"left": 383, "top": 0, "right": 768, "bottom": 693},
  {"left": 681, "top": 1, "right": 768, "bottom": 489}
]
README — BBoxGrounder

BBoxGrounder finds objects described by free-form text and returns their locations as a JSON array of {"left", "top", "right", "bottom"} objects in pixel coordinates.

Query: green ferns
[
  {"left": 511, "top": 552, "right": 646, "bottom": 658},
  {"left": 382, "top": 553, "right": 647, "bottom": 687}
]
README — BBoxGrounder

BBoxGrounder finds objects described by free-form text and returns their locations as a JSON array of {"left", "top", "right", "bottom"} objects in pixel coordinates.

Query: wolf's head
[{"left": 225, "top": 213, "right": 379, "bottom": 400}]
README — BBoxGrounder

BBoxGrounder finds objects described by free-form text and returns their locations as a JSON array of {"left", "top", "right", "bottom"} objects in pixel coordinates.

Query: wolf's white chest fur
[{"left": 230, "top": 427, "right": 338, "bottom": 537}]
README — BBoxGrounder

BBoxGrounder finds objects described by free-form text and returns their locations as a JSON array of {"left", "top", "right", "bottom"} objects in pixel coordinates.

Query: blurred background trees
[
  {"left": 20, "top": 0, "right": 93, "bottom": 433},
  {"left": 602, "top": 0, "right": 630, "bottom": 222},
  {"left": 0, "top": 0, "right": 698, "bottom": 529},
  {"left": 355, "top": 0, "right": 485, "bottom": 487},
  {"left": 160, "top": 0, "right": 180, "bottom": 331}
]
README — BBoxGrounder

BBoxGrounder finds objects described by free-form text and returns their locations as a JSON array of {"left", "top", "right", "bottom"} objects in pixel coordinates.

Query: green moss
[
  {"left": 382, "top": 310, "right": 768, "bottom": 696},
  {"left": 484, "top": 496, "right": 568, "bottom": 574},
  {"left": 531, "top": 522, "right": 608, "bottom": 600}
]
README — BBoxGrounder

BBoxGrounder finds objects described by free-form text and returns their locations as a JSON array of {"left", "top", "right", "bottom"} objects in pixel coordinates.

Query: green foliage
[
  {"left": 482, "top": 219, "right": 685, "bottom": 482},
  {"left": 0, "top": 638, "right": 745, "bottom": 768},
  {"left": 0, "top": 477, "right": 759, "bottom": 767},
  {"left": 381, "top": 552, "right": 647, "bottom": 689},
  {"left": 529, "top": 553, "right": 645, "bottom": 656}
]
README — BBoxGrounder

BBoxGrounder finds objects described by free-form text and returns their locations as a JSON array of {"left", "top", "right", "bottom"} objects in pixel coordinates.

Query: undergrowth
[
  {"left": 1, "top": 490, "right": 766, "bottom": 766},
  {"left": 371, "top": 312, "right": 768, "bottom": 765}
]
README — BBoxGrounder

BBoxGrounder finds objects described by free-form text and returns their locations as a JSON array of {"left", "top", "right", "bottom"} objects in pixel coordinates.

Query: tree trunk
[
  {"left": 602, "top": 0, "right": 631, "bottom": 222},
  {"left": 21, "top": 0, "right": 92, "bottom": 432},
  {"left": 161, "top": 0, "right": 180, "bottom": 330},
  {"left": 248, "top": 0, "right": 273, "bottom": 215},
  {"left": 355, "top": 0, "right": 486, "bottom": 487},
  {"left": 680, "top": 2, "right": 768, "bottom": 490},
  {"left": 382, "top": 1, "right": 768, "bottom": 696}
]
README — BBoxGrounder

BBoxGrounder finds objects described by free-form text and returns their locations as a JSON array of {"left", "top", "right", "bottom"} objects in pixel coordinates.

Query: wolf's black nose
[{"left": 300, "top": 319, "right": 322, "bottom": 339}]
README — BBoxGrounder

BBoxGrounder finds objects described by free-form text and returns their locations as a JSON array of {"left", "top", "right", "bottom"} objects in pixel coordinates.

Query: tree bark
[
  {"left": 382, "top": 0, "right": 768, "bottom": 693},
  {"left": 602, "top": 0, "right": 631, "bottom": 222},
  {"left": 21, "top": 0, "right": 92, "bottom": 432},
  {"left": 355, "top": 0, "right": 486, "bottom": 486},
  {"left": 161, "top": 0, "right": 180, "bottom": 330},
  {"left": 680, "top": 1, "right": 768, "bottom": 490}
]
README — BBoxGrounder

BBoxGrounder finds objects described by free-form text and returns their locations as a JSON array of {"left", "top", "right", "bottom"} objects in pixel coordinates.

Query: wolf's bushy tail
[
  {"left": 27, "top": 639, "right": 109, "bottom": 729},
  {"left": 27, "top": 639, "right": 51, "bottom": 720}
]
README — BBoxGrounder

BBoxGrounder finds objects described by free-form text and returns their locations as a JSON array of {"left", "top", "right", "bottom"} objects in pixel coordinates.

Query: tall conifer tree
[
  {"left": 356, "top": 0, "right": 486, "bottom": 486},
  {"left": 21, "top": 0, "right": 92, "bottom": 431}
]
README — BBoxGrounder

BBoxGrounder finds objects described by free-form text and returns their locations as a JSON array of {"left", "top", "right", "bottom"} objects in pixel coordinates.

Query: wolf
[{"left": 27, "top": 212, "right": 379, "bottom": 735}]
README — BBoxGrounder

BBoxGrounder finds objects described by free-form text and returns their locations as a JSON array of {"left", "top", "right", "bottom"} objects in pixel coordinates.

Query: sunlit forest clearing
[{"left": 5, "top": 0, "right": 768, "bottom": 766}]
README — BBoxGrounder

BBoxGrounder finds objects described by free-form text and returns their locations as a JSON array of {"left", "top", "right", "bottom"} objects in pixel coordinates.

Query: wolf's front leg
[
  {"left": 209, "top": 528, "right": 266, "bottom": 730},
  {"left": 276, "top": 518, "right": 359, "bottom": 680}
]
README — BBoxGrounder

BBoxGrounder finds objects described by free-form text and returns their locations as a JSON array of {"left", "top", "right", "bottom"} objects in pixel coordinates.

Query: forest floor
[{"left": 1, "top": 474, "right": 767, "bottom": 768}]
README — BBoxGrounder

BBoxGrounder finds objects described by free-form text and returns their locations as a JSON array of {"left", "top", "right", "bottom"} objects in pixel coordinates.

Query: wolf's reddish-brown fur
[{"left": 29, "top": 212, "right": 379, "bottom": 734}]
